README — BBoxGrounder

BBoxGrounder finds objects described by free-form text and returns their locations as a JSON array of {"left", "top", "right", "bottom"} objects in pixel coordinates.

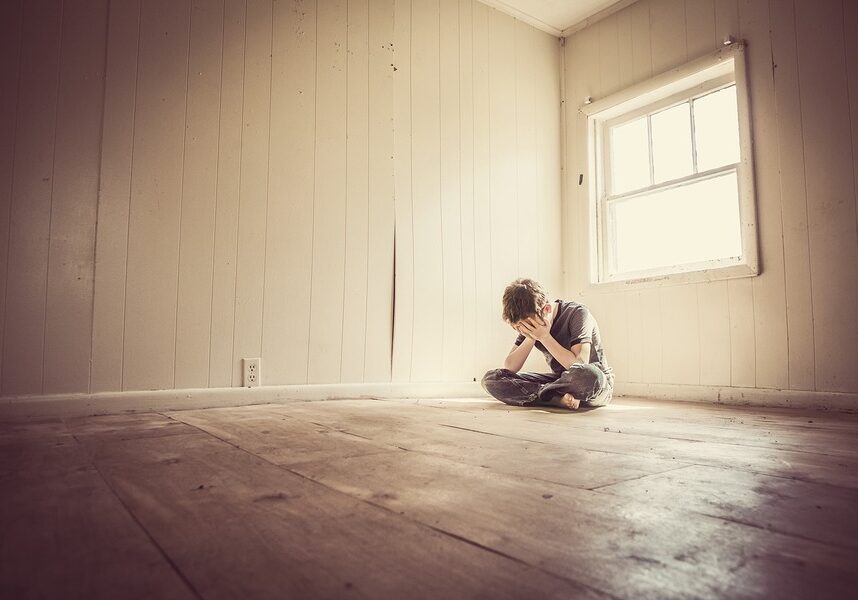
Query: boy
[{"left": 481, "top": 278, "right": 614, "bottom": 410}]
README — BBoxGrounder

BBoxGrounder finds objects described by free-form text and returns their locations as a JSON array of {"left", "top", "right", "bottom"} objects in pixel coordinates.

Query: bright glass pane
[
  {"left": 610, "top": 117, "right": 650, "bottom": 194},
  {"left": 651, "top": 103, "right": 693, "bottom": 183},
  {"left": 610, "top": 171, "right": 742, "bottom": 274},
  {"left": 694, "top": 85, "right": 740, "bottom": 171}
]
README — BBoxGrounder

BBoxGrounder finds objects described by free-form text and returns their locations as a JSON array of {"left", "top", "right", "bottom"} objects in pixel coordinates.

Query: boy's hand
[
  {"left": 513, "top": 322, "right": 535, "bottom": 341},
  {"left": 518, "top": 316, "right": 551, "bottom": 342}
]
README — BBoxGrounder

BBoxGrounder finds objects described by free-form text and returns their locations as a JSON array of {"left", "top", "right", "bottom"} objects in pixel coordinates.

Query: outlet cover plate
[{"left": 242, "top": 358, "right": 261, "bottom": 388}]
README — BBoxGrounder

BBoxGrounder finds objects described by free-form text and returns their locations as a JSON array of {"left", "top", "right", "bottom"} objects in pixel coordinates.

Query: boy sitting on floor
[{"left": 482, "top": 278, "right": 614, "bottom": 410}]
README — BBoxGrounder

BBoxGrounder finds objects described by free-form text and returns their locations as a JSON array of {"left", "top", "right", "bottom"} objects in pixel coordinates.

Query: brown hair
[{"left": 502, "top": 278, "right": 549, "bottom": 324}]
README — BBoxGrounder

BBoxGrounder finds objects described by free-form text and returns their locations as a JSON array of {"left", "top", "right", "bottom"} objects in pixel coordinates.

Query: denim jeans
[{"left": 481, "top": 363, "right": 614, "bottom": 408}]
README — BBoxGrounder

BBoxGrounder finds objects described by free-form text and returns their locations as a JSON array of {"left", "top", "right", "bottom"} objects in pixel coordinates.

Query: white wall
[
  {"left": 0, "top": 0, "right": 562, "bottom": 396},
  {"left": 563, "top": 0, "right": 858, "bottom": 395}
]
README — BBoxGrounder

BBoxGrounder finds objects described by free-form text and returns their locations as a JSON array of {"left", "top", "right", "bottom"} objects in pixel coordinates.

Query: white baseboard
[
  {"left": 0, "top": 382, "right": 487, "bottom": 419},
  {"left": 615, "top": 382, "right": 858, "bottom": 412},
  {"left": 3, "top": 380, "right": 856, "bottom": 419}
]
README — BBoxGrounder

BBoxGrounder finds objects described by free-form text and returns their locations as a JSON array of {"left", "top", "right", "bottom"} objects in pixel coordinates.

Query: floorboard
[
  {"left": 1, "top": 396, "right": 857, "bottom": 599},
  {"left": 0, "top": 421, "right": 194, "bottom": 599}
]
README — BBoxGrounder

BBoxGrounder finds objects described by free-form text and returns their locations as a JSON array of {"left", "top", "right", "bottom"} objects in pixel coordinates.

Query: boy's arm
[
  {"left": 519, "top": 317, "right": 590, "bottom": 370},
  {"left": 504, "top": 336, "right": 536, "bottom": 372},
  {"left": 540, "top": 337, "right": 591, "bottom": 369}
]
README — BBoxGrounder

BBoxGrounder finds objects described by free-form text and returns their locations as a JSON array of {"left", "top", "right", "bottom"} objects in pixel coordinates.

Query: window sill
[{"left": 586, "top": 261, "right": 758, "bottom": 292}]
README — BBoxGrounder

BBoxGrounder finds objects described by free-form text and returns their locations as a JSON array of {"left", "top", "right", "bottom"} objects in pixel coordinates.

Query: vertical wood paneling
[
  {"left": 232, "top": 0, "right": 272, "bottom": 385},
  {"left": 714, "top": 0, "right": 739, "bottom": 43},
  {"left": 410, "top": 0, "right": 443, "bottom": 382},
  {"left": 625, "top": 292, "right": 644, "bottom": 382},
  {"left": 795, "top": 0, "right": 858, "bottom": 393},
  {"left": 391, "top": 0, "right": 414, "bottom": 382},
  {"left": 728, "top": 278, "right": 756, "bottom": 387},
  {"left": 123, "top": 0, "right": 190, "bottom": 391},
  {"left": 458, "top": 0, "right": 476, "bottom": 380},
  {"left": 2, "top": 0, "right": 62, "bottom": 395},
  {"left": 307, "top": 0, "right": 347, "bottom": 383},
  {"left": 208, "top": 0, "right": 246, "bottom": 388},
  {"left": 601, "top": 293, "right": 629, "bottom": 379},
  {"left": 617, "top": 9, "right": 634, "bottom": 86},
  {"left": 740, "top": 0, "right": 788, "bottom": 390},
  {"left": 487, "top": 10, "right": 518, "bottom": 362},
  {"left": 846, "top": 0, "right": 858, "bottom": 389},
  {"left": 91, "top": 0, "right": 141, "bottom": 393},
  {"left": 598, "top": 15, "right": 620, "bottom": 96},
  {"left": 697, "top": 281, "right": 731, "bottom": 386},
  {"left": 562, "top": 29, "right": 579, "bottom": 296},
  {"left": 769, "top": 0, "right": 814, "bottom": 391},
  {"left": 262, "top": 0, "right": 315, "bottom": 385},
  {"left": 535, "top": 28, "right": 562, "bottom": 298},
  {"left": 341, "top": 0, "right": 370, "bottom": 383},
  {"left": 440, "top": 0, "right": 464, "bottom": 380},
  {"left": 2, "top": 0, "right": 563, "bottom": 395},
  {"left": 660, "top": 285, "right": 699, "bottom": 384},
  {"left": 568, "top": 25, "right": 599, "bottom": 298},
  {"left": 639, "top": 288, "right": 662, "bottom": 382},
  {"left": 0, "top": 0, "right": 23, "bottom": 392},
  {"left": 515, "top": 20, "right": 538, "bottom": 281},
  {"left": 363, "top": 0, "right": 395, "bottom": 382},
  {"left": 44, "top": 0, "right": 108, "bottom": 394},
  {"left": 650, "top": 0, "right": 686, "bottom": 73},
  {"left": 684, "top": 0, "right": 714, "bottom": 59},
  {"left": 174, "top": 0, "right": 223, "bottom": 389},
  {"left": 471, "top": 1, "right": 494, "bottom": 375},
  {"left": 630, "top": 0, "right": 652, "bottom": 81}
]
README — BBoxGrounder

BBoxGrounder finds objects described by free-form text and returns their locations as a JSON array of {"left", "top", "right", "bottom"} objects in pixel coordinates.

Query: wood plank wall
[
  {"left": 0, "top": 0, "right": 562, "bottom": 396},
  {"left": 564, "top": 0, "right": 858, "bottom": 395}
]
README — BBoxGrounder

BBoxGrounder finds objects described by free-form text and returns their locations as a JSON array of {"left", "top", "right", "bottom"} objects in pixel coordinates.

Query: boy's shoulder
[{"left": 556, "top": 298, "right": 588, "bottom": 312}]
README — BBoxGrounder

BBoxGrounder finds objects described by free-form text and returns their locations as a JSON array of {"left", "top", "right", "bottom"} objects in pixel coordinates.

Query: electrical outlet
[{"left": 242, "top": 358, "right": 261, "bottom": 388}]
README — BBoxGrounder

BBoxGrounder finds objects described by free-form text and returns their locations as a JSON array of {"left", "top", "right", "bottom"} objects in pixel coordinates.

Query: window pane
[
  {"left": 610, "top": 171, "right": 742, "bottom": 274},
  {"left": 694, "top": 85, "right": 740, "bottom": 171},
  {"left": 610, "top": 117, "right": 650, "bottom": 194},
  {"left": 651, "top": 103, "right": 693, "bottom": 184}
]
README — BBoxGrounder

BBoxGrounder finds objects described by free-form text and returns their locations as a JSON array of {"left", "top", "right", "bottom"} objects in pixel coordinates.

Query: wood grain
[
  {"left": 0, "top": 423, "right": 195, "bottom": 598},
  {"left": 4, "top": 396, "right": 858, "bottom": 597},
  {"left": 77, "top": 418, "right": 602, "bottom": 599}
]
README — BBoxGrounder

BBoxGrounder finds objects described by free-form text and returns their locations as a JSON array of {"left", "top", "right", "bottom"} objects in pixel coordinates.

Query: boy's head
[{"left": 502, "top": 278, "right": 550, "bottom": 325}]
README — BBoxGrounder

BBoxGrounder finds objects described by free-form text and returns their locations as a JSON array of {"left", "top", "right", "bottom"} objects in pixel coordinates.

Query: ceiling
[{"left": 480, "top": 0, "right": 636, "bottom": 36}]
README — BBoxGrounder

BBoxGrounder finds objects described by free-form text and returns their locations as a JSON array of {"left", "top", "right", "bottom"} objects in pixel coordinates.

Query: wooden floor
[{"left": 2, "top": 397, "right": 858, "bottom": 599}]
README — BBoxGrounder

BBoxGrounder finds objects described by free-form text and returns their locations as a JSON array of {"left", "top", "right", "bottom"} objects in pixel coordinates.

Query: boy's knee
[
  {"left": 482, "top": 368, "right": 514, "bottom": 384},
  {"left": 481, "top": 368, "right": 519, "bottom": 394},
  {"left": 560, "top": 364, "right": 604, "bottom": 400}
]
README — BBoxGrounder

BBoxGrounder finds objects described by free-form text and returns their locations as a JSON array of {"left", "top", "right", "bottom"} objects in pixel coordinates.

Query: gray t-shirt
[{"left": 514, "top": 299, "right": 611, "bottom": 375}]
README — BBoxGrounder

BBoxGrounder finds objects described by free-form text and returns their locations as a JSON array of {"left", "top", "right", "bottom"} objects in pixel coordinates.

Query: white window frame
[{"left": 581, "top": 43, "right": 758, "bottom": 289}]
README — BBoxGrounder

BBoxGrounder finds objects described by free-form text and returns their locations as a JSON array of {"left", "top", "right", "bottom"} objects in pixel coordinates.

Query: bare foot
[{"left": 549, "top": 392, "right": 580, "bottom": 410}]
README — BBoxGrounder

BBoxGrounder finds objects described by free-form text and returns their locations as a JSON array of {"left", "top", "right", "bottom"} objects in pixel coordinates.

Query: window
[{"left": 583, "top": 44, "right": 758, "bottom": 285}]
